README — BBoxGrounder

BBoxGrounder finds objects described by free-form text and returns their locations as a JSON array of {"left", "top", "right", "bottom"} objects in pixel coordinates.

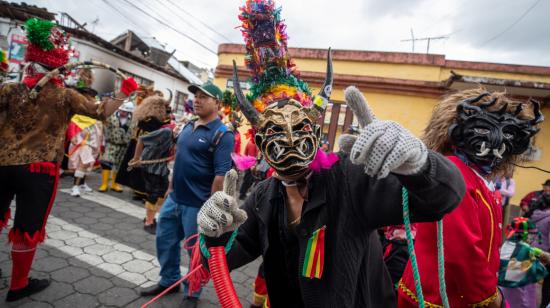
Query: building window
[
  {"left": 114, "top": 69, "right": 154, "bottom": 91},
  {"left": 174, "top": 91, "right": 189, "bottom": 115}
]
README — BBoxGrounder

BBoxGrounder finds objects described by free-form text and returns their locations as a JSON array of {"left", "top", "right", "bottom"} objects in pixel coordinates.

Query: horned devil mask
[
  {"left": 448, "top": 92, "right": 543, "bottom": 169},
  {"left": 233, "top": 56, "right": 333, "bottom": 180},
  {"left": 233, "top": 0, "right": 333, "bottom": 180}
]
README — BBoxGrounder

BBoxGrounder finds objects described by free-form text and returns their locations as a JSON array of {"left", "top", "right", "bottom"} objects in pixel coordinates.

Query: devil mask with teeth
[
  {"left": 233, "top": 0, "right": 333, "bottom": 180},
  {"left": 423, "top": 88, "right": 543, "bottom": 175}
]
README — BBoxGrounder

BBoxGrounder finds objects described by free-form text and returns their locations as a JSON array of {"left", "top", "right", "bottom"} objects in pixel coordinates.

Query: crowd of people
[{"left": 0, "top": 1, "right": 549, "bottom": 307}]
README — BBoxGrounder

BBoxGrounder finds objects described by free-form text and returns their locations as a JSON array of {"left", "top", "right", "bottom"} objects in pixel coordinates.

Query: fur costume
[
  {"left": 398, "top": 88, "right": 543, "bottom": 307},
  {"left": 131, "top": 95, "right": 174, "bottom": 222},
  {"left": 116, "top": 88, "right": 168, "bottom": 195},
  {"left": 0, "top": 18, "right": 137, "bottom": 301}
]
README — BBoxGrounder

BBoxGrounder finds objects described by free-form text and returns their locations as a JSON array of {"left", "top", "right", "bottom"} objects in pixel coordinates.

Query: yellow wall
[
  {"left": 511, "top": 116, "right": 549, "bottom": 204},
  {"left": 216, "top": 51, "right": 549, "bottom": 206}
]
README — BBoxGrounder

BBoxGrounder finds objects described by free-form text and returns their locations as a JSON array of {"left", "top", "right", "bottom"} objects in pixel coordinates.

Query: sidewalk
[{"left": 0, "top": 172, "right": 260, "bottom": 307}]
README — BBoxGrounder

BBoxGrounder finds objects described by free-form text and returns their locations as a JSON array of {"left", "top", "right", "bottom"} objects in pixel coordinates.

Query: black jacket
[{"left": 223, "top": 151, "right": 465, "bottom": 307}]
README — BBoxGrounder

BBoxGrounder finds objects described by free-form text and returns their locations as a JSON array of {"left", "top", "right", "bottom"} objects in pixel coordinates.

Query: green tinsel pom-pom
[
  {"left": 25, "top": 18, "right": 56, "bottom": 51},
  {"left": 222, "top": 90, "right": 238, "bottom": 111}
]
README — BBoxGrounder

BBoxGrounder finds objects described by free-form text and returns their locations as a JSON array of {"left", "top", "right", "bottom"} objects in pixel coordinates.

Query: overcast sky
[{"left": 15, "top": 0, "right": 550, "bottom": 69}]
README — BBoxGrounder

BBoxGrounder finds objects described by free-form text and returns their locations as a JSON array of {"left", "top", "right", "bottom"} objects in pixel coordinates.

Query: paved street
[{"left": 0, "top": 172, "right": 260, "bottom": 307}]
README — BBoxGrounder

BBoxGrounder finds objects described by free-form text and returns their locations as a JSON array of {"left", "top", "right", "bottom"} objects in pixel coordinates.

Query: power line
[
  {"left": 116, "top": 0, "right": 218, "bottom": 55},
  {"left": 101, "top": 0, "right": 150, "bottom": 34},
  {"left": 141, "top": 0, "right": 222, "bottom": 47},
  {"left": 110, "top": 0, "right": 215, "bottom": 66},
  {"left": 165, "top": 0, "right": 233, "bottom": 43},
  {"left": 99, "top": 0, "right": 213, "bottom": 68},
  {"left": 479, "top": 0, "right": 543, "bottom": 46}
]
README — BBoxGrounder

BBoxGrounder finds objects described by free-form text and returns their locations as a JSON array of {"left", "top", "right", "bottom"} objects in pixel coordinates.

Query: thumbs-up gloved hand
[
  {"left": 197, "top": 169, "right": 248, "bottom": 238},
  {"left": 342, "top": 86, "right": 428, "bottom": 179}
]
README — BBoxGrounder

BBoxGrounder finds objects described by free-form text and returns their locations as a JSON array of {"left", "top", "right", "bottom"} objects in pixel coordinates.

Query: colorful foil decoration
[{"left": 238, "top": 0, "right": 312, "bottom": 112}]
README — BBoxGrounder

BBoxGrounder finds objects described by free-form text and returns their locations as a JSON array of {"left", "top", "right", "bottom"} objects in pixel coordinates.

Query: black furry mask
[{"left": 449, "top": 93, "right": 543, "bottom": 169}]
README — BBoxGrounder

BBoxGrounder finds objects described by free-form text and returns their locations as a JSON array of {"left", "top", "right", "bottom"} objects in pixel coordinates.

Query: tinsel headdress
[
  {"left": 233, "top": 0, "right": 333, "bottom": 125},
  {"left": 24, "top": 18, "right": 70, "bottom": 68}
]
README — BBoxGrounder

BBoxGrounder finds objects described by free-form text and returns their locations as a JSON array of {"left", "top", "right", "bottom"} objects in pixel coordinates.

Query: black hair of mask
[{"left": 449, "top": 95, "right": 541, "bottom": 169}]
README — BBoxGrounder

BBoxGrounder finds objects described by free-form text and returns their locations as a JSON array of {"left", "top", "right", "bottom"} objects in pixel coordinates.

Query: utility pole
[{"left": 401, "top": 34, "right": 449, "bottom": 54}]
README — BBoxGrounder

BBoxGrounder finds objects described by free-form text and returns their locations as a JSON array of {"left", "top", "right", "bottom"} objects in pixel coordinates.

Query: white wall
[
  {"left": 0, "top": 18, "right": 28, "bottom": 77},
  {"left": 71, "top": 38, "right": 191, "bottom": 101},
  {"left": 0, "top": 17, "right": 191, "bottom": 107}
]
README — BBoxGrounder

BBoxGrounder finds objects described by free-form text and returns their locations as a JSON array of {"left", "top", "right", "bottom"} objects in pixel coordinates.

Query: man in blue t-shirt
[{"left": 140, "top": 82, "right": 234, "bottom": 308}]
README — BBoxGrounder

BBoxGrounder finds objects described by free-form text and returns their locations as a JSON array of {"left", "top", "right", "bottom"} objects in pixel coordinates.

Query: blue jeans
[{"left": 156, "top": 195, "right": 202, "bottom": 298}]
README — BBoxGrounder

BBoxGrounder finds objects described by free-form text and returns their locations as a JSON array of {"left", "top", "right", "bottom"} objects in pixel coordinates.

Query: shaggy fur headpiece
[{"left": 133, "top": 95, "right": 169, "bottom": 123}]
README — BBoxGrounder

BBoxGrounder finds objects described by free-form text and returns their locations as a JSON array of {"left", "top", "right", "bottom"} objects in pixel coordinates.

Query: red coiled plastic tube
[{"left": 208, "top": 246, "right": 242, "bottom": 308}]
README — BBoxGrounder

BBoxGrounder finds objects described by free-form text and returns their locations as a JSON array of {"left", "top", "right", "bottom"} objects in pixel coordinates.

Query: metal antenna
[
  {"left": 91, "top": 17, "right": 100, "bottom": 34},
  {"left": 401, "top": 33, "right": 449, "bottom": 54}
]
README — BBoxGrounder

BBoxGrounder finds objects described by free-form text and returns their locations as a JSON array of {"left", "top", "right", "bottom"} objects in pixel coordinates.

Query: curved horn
[
  {"left": 514, "top": 103, "right": 523, "bottom": 116},
  {"left": 529, "top": 98, "right": 544, "bottom": 124},
  {"left": 464, "top": 92, "right": 490, "bottom": 105},
  {"left": 479, "top": 97, "right": 497, "bottom": 109},
  {"left": 165, "top": 88, "right": 173, "bottom": 104},
  {"left": 319, "top": 48, "right": 333, "bottom": 100},
  {"left": 497, "top": 102, "right": 508, "bottom": 115},
  {"left": 233, "top": 60, "right": 260, "bottom": 126},
  {"left": 457, "top": 102, "right": 482, "bottom": 114},
  {"left": 29, "top": 60, "right": 128, "bottom": 99}
]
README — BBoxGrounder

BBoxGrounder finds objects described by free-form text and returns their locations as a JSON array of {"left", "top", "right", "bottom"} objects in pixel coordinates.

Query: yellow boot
[
  {"left": 110, "top": 171, "right": 123, "bottom": 193},
  {"left": 98, "top": 169, "right": 110, "bottom": 192}
]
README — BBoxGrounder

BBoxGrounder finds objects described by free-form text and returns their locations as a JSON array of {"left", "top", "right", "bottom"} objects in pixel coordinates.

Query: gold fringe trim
[{"left": 399, "top": 280, "right": 499, "bottom": 307}]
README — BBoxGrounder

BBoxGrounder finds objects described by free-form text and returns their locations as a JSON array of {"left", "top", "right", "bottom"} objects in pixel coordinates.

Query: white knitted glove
[
  {"left": 197, "top": 169, "right": 248, "bottom": 237},
  {"left": 345, "top": 86, "right": 428, "bottom": 179}
]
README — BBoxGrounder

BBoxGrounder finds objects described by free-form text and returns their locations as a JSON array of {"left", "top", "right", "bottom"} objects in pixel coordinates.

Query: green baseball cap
[{"left": 188, "top": 82, "right": 223, "bottom": 100}]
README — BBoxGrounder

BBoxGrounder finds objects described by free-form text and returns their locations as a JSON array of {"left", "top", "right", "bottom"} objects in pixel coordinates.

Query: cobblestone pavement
[{"left": 0, "top": 172, "right": 260, "bottom": 307}]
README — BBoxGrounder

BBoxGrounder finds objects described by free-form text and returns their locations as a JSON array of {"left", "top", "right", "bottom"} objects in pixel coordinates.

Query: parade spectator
[
  {"left": 98, "top": 101, "right": 133, "bottom": 193},
  {"left": 140, "top": 82, "right": 233, "bottom": 308},
  {"left": 528, "top": 193, "right": 550, "bottom": 307},
  {"left": 500, "top": 216, "right": 548, "bottom": 308},
  {"left": 67, "top": 69, "right": 104, "bottom": 197},
  {"left": 494, "top": 176, "right": 515, "bottom": 206},
  {"left": 229, "top": 111, "right": 242, "bottom": 154},
  {"left": 520, "top": 179, "right": 550, "bottom": 212},
  {"left": 129, "top": 95, "right": 174, "bottom": 235},
  {"left": 68, "top": 114, "right": 103, "bottom": 197}
]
